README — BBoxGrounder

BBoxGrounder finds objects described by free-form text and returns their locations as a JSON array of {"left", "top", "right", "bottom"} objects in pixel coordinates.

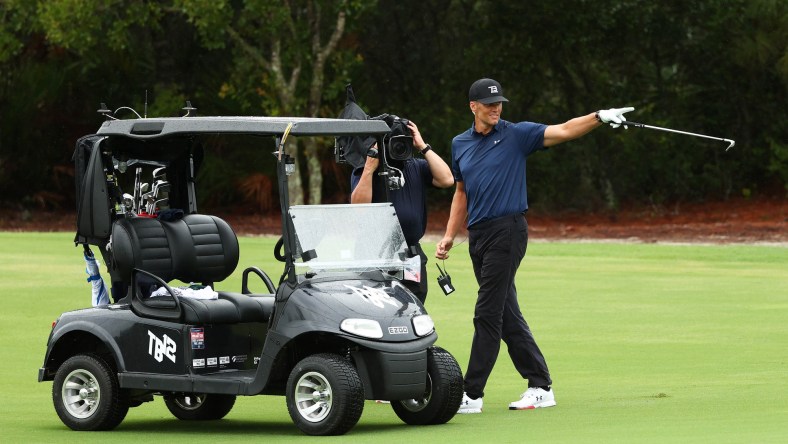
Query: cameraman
[{"left": 351, "top": 120, "right": 454, "bottom": 303}]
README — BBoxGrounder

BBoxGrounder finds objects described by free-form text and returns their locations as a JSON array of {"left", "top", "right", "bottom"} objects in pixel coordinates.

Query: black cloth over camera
[
  {"left": 335, "top": 84, "right": 413, "bottom": 168},
  {"left": 336, "top": 84, "right": 376, "bottom": 168}
]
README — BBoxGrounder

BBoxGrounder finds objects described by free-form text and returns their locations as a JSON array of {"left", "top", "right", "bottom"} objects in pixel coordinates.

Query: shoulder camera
[{"left": 372, "top": 114, "right": 413, "bottom": 161}]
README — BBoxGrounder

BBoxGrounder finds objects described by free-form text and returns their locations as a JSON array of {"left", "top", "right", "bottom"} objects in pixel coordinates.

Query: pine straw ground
[{"left": 1, "top": 196, "right": 785, "bottom": 245}]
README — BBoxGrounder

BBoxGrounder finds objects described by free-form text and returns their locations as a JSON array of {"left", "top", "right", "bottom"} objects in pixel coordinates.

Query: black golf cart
[{"left": 38, "top": 113, "right": 463, "bottom": 435}]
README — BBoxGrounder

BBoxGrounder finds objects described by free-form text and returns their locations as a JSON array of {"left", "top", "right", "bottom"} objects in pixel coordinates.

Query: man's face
[{"left": 471, "top": 101, "right": 503, "bottom": 127}]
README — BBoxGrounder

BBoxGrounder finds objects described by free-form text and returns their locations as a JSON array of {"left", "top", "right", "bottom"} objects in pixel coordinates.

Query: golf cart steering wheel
[{"left": 274, "top": 236, "right": 286, "bottom": 262}]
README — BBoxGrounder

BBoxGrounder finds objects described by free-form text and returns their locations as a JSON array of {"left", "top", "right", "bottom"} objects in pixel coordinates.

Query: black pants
[
  {"left": 463, "top": 214, "right": 551, "bottom": 399},
  {"left": 402, "top": 243, "right": 428, "bottom": 304}
]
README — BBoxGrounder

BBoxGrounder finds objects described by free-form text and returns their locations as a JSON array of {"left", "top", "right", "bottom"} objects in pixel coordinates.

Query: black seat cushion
[
  {"left": 219, "top": 292, "right": 275, "bottom": 323},
  {"left": 177, "top": 297, "right": 243, "bottom": 324},
  {"left": 178, "top": 214, "right": 239, "bottom": 284},
  {"left": 112, "top": 215, "right": 239, "bottom": 286},
  {"left": 112, "top": 217, "right": 177, "bottom": 282},
  {"left": 111, "top": 215, "right": 250, "bottom": 324}
]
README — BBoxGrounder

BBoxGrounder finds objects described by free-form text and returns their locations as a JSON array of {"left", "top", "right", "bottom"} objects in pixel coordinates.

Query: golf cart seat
[{"left": 111, "top": 214, "right": 273, "bottom": 324}]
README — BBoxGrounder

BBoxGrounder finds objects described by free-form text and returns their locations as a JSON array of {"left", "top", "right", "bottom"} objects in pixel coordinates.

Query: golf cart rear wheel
[
  {"left": 286, "top": 353, "right": 364, "bottom": 436},
  {"left": 52, "top": 354, "right": 129, "bottom": 431},
  {"left": 163, "top": 393, "right": 236, "bottom": 420},
  {"left": 391, "top": 346, "right": 464, "bottom": 425}
]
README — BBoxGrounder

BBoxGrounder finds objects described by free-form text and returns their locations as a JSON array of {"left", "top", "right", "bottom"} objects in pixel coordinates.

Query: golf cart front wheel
[
  {"left": 391, "top": 346, "right": 464, "bottom": 425},
  {"left": 163, "top": 393, "right": 236, "bottom": 420},
  {"left": 286, "top": 353, "right": 364, "bottom": 436},
  {"left": 52, "top": 353, "right": 129, "bottom": 431}
]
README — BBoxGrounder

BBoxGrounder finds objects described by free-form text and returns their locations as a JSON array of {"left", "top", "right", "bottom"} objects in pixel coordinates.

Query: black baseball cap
[{"left": 468, "top": 78, "right": 509, "bottom": 104}]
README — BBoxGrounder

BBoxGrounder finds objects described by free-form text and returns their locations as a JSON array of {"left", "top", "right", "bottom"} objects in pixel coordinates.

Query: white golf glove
[{"left": 597, "top": 107, "right": 635, "bottom": 128}]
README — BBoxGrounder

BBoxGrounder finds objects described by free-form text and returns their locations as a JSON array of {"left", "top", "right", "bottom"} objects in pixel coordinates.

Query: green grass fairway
[{"left": 1, "top": 232, "right": 786, "bottom": 443}]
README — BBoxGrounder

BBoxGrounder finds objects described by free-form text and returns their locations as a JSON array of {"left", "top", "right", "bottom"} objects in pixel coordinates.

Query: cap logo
[{"left": 488, "top": 86, "right": 499, "bottom": 93}]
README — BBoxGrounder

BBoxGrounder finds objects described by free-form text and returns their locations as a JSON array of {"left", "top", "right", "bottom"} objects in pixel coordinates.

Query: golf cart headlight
[
  {"left": 412, "top": 315, "right": 435, "bottom": 337},
  {"left": 341, "top": 318, "right": 383, "bottom": 339}
]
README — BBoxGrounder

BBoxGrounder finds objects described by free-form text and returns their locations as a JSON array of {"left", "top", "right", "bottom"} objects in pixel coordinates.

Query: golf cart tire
[
  {"left": 286, "top": 353, "right": 364, "bottom": 436},
  {"left": 391, "top": 346, "right": 464, "bottom": 425},
  {"left": 163, "top": 393, "right": 236, "bottom": 420},
  {"left": 52, "top": 354, "right": 130, "bottom": 431}
]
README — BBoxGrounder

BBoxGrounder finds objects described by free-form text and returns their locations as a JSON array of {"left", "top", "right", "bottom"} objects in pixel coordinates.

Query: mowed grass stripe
[{"left": 1, "top": 232, "right": 786, "bottom": 443}]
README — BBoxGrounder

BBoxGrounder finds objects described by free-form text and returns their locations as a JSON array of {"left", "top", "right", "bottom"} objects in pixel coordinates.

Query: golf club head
[
  {"left": 122, "top": 193, "right": 134, "bottom": 214},
  {"left": 145, "top": 194, "right": 159, "bottom": 214},
  {"left": 152, "top": 198, "right": 169, "bottom": 212},
  {"left": 152, "top": 180, "right": 169, "bottom": 197},
  {"left": 155, "top": 183, "right": 171, "bottom": 198},
  {"left": 151, "top": 180, "right": 162, "bottom": 197},
  {"left": 152, "top": 167, "right": 167, "bottom": 180},
  {"left": 725, "top": 139, "right": 736, "bottom": 151}
]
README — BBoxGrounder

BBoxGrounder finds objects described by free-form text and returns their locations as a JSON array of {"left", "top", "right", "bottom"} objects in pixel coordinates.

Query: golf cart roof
[{"left": 96, "top": 116, "right": 392, "bottom": 139}]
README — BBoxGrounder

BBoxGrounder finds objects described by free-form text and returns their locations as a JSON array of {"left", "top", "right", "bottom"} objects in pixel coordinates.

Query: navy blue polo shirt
[
  {"left": 451, "top": 119, "right": 547, "bottom": 227},
  {"left": 351, "top": 158, "right": 432, "bottom": 246}
]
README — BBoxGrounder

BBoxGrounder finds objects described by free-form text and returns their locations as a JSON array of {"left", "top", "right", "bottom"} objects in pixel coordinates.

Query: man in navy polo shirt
[
  {"left": 436, "top": 78, "right": 633, "bottom": 413},
  {"left": 351, "top": 119, "right": 454, "bottom": 303}
]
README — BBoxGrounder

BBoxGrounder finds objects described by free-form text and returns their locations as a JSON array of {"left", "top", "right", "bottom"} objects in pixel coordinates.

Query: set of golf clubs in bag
[{"left": 123, "top": 166, "right": 170, "bottom": 216}]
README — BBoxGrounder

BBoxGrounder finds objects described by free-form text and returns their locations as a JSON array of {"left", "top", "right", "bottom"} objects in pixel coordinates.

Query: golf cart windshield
[{"left": 290, "top": 203, "right": 408, "bottom": 275}]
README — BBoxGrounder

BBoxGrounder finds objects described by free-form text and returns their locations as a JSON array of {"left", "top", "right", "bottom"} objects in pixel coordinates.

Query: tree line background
[{"left": 1, "top": 0, "right": 786, "bottom": 216}]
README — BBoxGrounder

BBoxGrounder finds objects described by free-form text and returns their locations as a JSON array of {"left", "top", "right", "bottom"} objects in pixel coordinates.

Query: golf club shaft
[
  {"left": 624, "top": 121, "right": 736, "bottom": 151},
  {"left": 134, "top": 167, "right": 142, "bottom": 213}
]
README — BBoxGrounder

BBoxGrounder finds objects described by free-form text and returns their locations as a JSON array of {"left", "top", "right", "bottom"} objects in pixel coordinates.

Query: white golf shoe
[
  {"left": 508, "top": 387, "right": 556, "bottom": 410},
  {"left": 457, "top": 392, "right": 483, "bottom": 414}
]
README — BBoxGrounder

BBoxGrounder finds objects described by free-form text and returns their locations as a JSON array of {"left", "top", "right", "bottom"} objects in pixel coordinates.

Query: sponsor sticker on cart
[
  {"left": 190, "top": 328, "right": 205, "bottom": 349},
  {"left": 207, "top": 357, "right": 218, "bottom": 367},
  {"left": 193, "top": 358, "right": 205, "bottom": 368},
  {"left": 220, "top": 356, "right": 230, "bottom": 365}
]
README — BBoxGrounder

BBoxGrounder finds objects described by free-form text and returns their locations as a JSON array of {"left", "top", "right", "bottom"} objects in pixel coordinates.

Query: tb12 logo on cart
[{"left": 148, "top": 330, "right": 176, "bottom": 363}]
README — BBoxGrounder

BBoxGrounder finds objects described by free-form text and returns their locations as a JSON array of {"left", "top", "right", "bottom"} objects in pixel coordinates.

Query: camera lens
[{"left": 388, "top": 135, "right": 413, "bottom": 160}]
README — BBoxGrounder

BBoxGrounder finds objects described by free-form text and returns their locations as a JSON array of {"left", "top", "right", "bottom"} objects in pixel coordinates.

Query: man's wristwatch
[{"left": 419, "top": 144, "right": 432, "bottom": 155}]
